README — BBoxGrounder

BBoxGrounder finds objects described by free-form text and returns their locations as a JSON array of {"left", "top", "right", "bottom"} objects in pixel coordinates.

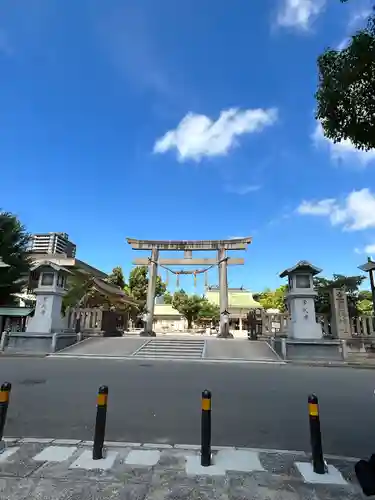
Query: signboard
[{"left": 126, "top": 238, "right": 251, "bottom": 251}]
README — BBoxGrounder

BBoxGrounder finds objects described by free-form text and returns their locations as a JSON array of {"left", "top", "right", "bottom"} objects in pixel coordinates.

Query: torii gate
[{"left": 126, "top": 237, "right": 252, "bottom": 338}]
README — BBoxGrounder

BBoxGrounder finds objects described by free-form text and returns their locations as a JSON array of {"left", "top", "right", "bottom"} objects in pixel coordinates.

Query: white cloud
[
  {"left": 153, "top": 108, "right": 278, "bottom": 162},
  {"left": 337, "top": 37, "right": 350, "bottom": 50},
  {"left": 336, "top": 8, "right": 371, "bottom": 50},
  {"left": 354, "top": 243, "right": 375, "bottom": 255},
  {"left": 297, "top": 198, "right": 337, "bottom": 216},
  {"left": 364, "top": 244, "right": 375, "bottom": 254},
  {"left": 348, "top": 8, "right": 371, "bottom": 29},
  {"left": 312, "top": 122, "right": 375, "bottom": 165},
  {"left": 277, "top": 0, "right": 325, "bottom": 30},
  {"left": 297, "top": 188, "right": 375, "bottom": 231},
  {"left": 225, "top": 184, "right": 261, "bottom": 195}
]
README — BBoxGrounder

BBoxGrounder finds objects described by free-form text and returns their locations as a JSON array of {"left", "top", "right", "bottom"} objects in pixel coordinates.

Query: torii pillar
[
  {"left": 217, "top": 247, "right": 232, "bottom": 338},
  {"left": 143, "top": 248, "right": 159, "bottom": 336}
]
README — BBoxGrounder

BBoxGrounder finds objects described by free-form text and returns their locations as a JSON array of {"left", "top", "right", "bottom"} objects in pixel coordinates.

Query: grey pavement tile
[
  {"left": 29, "top": 478, "right": 149, "bottom": 500},
  {"left": 327, "top": 458, "right": 359, "bottom": 485},
  {"left": 228, "top": 471, "right": 299, "bottom": 492},
  {"left": 227, "top": 474, "right": 320, "bottom": 500},
  {"left": 154, "top": 449, "right": 193, "bottom": 470},
  {"left": 259, "top": 452, "right": 304, "bottom": 479},
  {"left": 32, "top": 447, "right": 87, "bottom": 479},
  {"left": 145, "top": 483, "right": 229, "bottom": 500},
  {"left": 0, "top": 443, "right": 45, "bottom": 478},
  {"left": 294, "top": 483, "right": 363, "bottom": 500},
  {"left": 228, "top": 486, "right": 306, "bottom": 500},
  {"left": 115, "top": 466, "right": 154, "bottom": 486},
  {"left": 152, "top": 468, "right": 229, "bottom": 491},
  {"left": 0, "top": 477, "right": 35, "bottom": 499}
]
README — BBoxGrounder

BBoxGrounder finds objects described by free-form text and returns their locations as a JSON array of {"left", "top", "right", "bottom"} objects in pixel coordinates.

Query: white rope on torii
[{"left": 153, "top": 257, "right": 229, "bottom": 288}]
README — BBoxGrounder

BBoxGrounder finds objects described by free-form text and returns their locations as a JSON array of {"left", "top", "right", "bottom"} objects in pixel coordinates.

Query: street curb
[
  {"left": 47, "top": 354, "right": 286, "bottom": 364},
  {"left": 0, "top": 353, "right": 47, "bottom": 358},
  {"left": 2, "top": 437, "right": 360, "bottom": 463},
  {"left": 286, "top": 360, "right": 375, "bottom": 369}
]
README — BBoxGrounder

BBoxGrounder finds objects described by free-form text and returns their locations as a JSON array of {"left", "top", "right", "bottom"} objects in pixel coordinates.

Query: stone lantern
[
  {"left": 280, "top": 260, "right": 323, "bottom": 340},
  {"left": 26, "top": 261, "right": 72, "bottom": 334}
]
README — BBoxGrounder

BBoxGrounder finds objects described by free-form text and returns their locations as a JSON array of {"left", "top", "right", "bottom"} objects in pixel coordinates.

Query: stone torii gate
[{"left": 126, "top": 237, "right": 252, "bottom": 338}]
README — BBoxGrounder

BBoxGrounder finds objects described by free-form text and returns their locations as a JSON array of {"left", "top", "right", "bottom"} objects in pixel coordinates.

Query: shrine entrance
[{"left": 126, "top": 238, "right": 252, "bottom": 338}]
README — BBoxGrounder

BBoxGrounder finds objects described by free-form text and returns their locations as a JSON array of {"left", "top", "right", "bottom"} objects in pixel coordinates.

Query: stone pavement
[
  {"left": 51, "top": 337, "right": 282, "bottom": 363},
  {"left": 0, "top": 438, "right": 363, "bottom": 499}
]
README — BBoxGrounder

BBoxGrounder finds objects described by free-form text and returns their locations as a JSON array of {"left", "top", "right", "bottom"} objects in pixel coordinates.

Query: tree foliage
[
  {"left": 197, "top": 300, "right": 220, "bottom": 323},
  {"left": 107, "top": 266, "right": 126, "bottom": 289},
  {"left": 125, "top": 266, "right": 166, "bottom": 313},
  {"left": 163, "top": 291, "right": 173, "bottom": 304},
  {"left": 62, "top": 274, "right": 115, "bottom": 312},
  {"left": 171, "top": 290, "right": 201, "bottom": 328},
  {"left": 316, "top": 3, "right": 375, "bottom": 150},
  {"left": 357, "top": 290, "right": 374, "bottom": 315},
  {"left": 255, "top": 285, "right": 287, "bottom": 312},
  {"left": 313, "top": 274, "right": 367, "bottom": 316},
  {"left": 169, "top": 289, "right": 220, "bottom": 328},
  {"left": 0, "top": 211, "right": 31, "bottom": 306}
]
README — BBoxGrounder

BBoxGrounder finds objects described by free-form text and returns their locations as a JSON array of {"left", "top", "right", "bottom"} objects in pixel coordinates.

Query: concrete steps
[{"left": 134, "top": 339, "right": 205, "bottom": 359}]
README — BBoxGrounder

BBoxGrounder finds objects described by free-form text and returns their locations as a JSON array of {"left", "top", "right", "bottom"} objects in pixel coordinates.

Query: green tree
[
  {"left": 255, "top": 285, "right": 287, "bottom": 312},
  {"left": 107, "top": 266, "right": 126, "bottom": 289},
  {"left": 197, "top": 299, "right": 220, "bottom": 324},
  {"left": 316, "top": 2, "right": 375, "bottom": 150},
  {"left": 172, "top": 290, "right": 203, "bottom": 329},
  {"left": 314, "top": 274, "right": 367, "bottom": 316},
  {"left": 62, "top": 274, "right": 114, "bottom": 312},
  {"left": 125, "top": 266, "right": 166, "bottom": 312},
  {"left": 357, "top": 290, "right": 374, "bottom": 315},
  {"left": 0, "top": 211, "right": 31, "bottom": 306},
  {"left": 163, "top": 291, "right": 173, "bottom": 304}
]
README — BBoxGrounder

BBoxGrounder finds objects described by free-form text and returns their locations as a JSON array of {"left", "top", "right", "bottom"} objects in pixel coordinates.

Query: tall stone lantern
[
  {"left": 280, "top": 261, "right": 323, "bottom": 340},
  {"left": 26, "top": 261, "right": 72, "bottom": 334}
]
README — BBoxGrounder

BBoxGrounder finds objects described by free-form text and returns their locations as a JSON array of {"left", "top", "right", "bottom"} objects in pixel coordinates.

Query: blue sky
[{"left": 1, "top": 0, "right": 375, "bottom": 294}]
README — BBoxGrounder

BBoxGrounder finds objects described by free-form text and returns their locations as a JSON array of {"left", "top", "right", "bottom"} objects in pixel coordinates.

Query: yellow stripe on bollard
[
  {"left": 0, "top": 392, "right": 9, "bottom": 404},
  {"left": 202, "top": 398, "right": 211, "bottom": 411},
  {"left": 309, "top": 403, "right": 319, "bottom": 416},
  {"left": 97, "top": 394, "right": 108, "bottom": 406}
]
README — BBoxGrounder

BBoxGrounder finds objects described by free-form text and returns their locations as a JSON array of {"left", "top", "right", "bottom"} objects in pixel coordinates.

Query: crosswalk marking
[{"left": 33, "top": 446, "right": 77, "bottom": 462}]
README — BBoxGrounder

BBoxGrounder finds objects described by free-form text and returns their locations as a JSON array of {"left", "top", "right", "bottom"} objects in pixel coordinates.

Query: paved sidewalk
[{"left": 0, "top": 438, "right": 363, "bottom": 499}]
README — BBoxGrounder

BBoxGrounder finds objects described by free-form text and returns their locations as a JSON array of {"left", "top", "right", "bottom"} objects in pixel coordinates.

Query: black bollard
[
  {"left": 0, "top": 382, "right": 11, "bottom": 442},
  {"left": 308, "top": 394, "right": 325, "bottom": 474},
  {"left": 93, "top": 385, "right": 108, "bottom": 460},
  {"left": 201, "top": 389, "right": 211, "bottom": 467}
]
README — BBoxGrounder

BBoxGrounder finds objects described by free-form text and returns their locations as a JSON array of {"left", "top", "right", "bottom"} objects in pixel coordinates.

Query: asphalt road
[{"left": 0, "top": 357, "right": 374, "bottom": 458}]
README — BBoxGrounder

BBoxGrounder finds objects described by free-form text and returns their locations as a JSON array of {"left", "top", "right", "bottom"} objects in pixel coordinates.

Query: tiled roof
[
  {"left": 154, "top": 304, "right": 182, "bottom": 317},
  {"left": 206, "top": 290, "right": 262, "bottom": 309}
]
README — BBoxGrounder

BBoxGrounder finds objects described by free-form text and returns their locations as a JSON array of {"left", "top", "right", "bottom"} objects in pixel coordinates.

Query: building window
[
  {"left": 295, "top": 274, "right": 310, "bottom": 288},
  {"left": 41, "top": 272, "right": 54, "bottom": 286}
]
